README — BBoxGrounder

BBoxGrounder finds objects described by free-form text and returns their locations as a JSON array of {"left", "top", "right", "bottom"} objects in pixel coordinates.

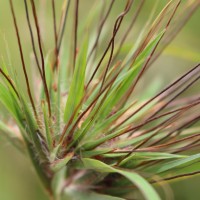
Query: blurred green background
[{"left": 0, "top": 1, "right": 200, "bottom": 200}]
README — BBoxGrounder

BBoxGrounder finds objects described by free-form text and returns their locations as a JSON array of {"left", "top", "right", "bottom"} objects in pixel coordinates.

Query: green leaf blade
[
  {"left": 82, "top": 158, "right": 161, "bottom": 200},
  {"left": 63, "top": 34, "right": 89, "bottom": 124}
]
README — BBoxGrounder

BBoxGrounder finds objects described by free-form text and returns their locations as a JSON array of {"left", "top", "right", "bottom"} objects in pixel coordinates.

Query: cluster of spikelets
[{"left": 0, "top": 0, "right": 200, "bottom": 199}]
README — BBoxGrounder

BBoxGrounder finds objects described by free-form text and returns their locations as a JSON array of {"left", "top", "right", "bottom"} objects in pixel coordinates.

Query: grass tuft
[{"left": 0, "top": 0, "right": 200, "bottom": 199}]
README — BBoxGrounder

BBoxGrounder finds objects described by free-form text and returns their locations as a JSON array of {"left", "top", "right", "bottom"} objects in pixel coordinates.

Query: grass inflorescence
[{"left": 0, "top": 0, "right": 200, "bottom": 199}]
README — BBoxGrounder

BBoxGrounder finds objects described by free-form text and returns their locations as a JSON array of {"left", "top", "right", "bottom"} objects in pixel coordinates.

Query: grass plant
[{"left": 0, "top": 0, "right": 200, "bottom": 199}]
